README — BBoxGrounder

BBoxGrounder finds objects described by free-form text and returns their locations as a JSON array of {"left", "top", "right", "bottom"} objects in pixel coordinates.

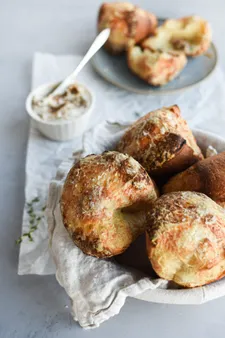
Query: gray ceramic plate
[{"left": 92, "top": 19, "right": 218, "bottom": 95}]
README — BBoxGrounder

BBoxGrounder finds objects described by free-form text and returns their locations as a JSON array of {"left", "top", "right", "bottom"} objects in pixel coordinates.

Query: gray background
[{"left": 1, "top": 0, "right": 225, "bottom": 337}]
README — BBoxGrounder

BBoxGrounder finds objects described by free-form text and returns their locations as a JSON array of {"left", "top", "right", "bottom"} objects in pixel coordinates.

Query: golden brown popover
[
  {"left": 163, "top": 151, "right": 225, "bottom": 207},
  {"left": 142, "top": 16, "right": 212, "bottom": 57},
  {"left": 146, "top": 191, "right": 225, "bottom": 287},
  {"left": 117, "top": 105, "right": 203, "bottom": 177},
  {"left": 98, "top": 2, "right": 157, "bottom": 54},
  {"left": 61, "top": 151, "right": 158, "bottom": 258},
  {"left": 127, "top": 45, "right": 187, "bottom": 86}
]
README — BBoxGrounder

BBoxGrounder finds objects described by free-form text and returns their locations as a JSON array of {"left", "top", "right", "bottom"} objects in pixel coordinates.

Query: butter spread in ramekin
[{"left": 32, "top": 84, "right": 90, "bottom": 122}]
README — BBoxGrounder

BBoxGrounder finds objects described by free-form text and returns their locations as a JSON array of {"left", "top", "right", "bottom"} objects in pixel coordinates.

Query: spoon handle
[{"left": 49, "top": 28, "right": 110, "bottom": 97}]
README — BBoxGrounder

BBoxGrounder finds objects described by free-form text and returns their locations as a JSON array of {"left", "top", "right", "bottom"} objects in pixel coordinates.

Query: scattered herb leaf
[
  {"left": 15, "top": 238, "right": 22, "bottom": 245},
  {"left": 32, "top": 197, "right": 40, "bottom": 203},
  {"left": 134, "top": 111, "right": 141, "bottom": 118}
]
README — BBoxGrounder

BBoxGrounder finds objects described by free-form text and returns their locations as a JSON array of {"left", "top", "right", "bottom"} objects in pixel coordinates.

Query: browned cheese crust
[
  {"left": 142, "top": 16, "right": 212, "bottom": 57},
  {"left": 61, "top": 151, "right": 158, "bottom": 258},
  {"left": 98, "top": 2, "right": 157, "bottom": 54},
  {"left": 117, "top": 105, "right": 203, "bottom": 177},
  {"left": 146, "top": 191, "right": 225, "bottom": 287},
  {"left": 163, "top": 151, "right": 225, "bottom": 207},
  {"left": 127, "top": 45, "right": 187, "bottom": 86}
]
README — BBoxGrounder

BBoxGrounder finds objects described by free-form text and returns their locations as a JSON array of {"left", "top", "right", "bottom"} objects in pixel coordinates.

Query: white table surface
[{"left": 1, "top": 0, "right": 225, "bottom": 337}]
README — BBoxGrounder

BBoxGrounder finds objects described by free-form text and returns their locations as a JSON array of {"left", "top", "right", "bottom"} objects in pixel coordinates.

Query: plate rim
[{"left": 92, "top": 36, "right": 218, "bottom": 95}]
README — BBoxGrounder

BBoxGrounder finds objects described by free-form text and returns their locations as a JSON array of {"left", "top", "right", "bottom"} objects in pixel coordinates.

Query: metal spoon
[{"left": 48, "top": 28, "right": 110, "bottom": 98}]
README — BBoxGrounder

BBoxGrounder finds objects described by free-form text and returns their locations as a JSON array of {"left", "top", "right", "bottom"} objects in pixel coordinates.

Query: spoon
[{"left": 48, "top": 28, "right": 110, "bottom": 98}]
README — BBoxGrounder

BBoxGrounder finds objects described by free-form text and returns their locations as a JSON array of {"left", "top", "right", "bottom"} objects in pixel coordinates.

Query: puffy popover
[
  {"left": 98, "top": 2, "right": 157, "bottom": 54},
  {"left": 146, "top": 192, "right": 225, "bottom": 288},
  {"left": 61, "top": 151, "right": 158, "bottom": 258},
  {"left": 117, "top": 105, "right": 203, "bottom": 177},
  {"left": 142, "top": 16, "right": 212, "bottom": 57},
  {"left": 163, "top": 152, "right": 225, "bottom": 207},
  {"left": 127, "top": 45, "right": 187, "bottom": 86}
]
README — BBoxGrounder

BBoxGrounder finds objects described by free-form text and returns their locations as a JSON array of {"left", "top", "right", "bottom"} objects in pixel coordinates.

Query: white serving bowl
[
  {"left": 26, "top": 81, "right": 94, "bottom": 141},
  {"left": 78, "top": 123, "right": 225, "bottom": 304}
]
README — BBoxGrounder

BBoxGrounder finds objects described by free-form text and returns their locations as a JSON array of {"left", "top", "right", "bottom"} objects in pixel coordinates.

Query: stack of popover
[
  {"left": 97, "top": 2, "right": 212, "bottom": 86},
  {"left": 61, "top": 104, "right": 225, "bottom": 288}
]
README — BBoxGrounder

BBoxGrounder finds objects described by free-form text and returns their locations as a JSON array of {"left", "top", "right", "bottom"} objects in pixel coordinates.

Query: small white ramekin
[{"left": 26, "top": 81, "right": 94, "bottom": 141}]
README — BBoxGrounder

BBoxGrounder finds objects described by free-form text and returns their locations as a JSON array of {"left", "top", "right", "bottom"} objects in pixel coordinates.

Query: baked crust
[
  {"left": 61, "top": 151, "right": 158, "bottom": 258},
  {"left": 117, "top": 105, "right": 203, "bottom": 177},
  {"left": 146, "top": 191, "right": 225, "bottom": 287},
  {"left": 142, "top": 16, "right": 212, "bottom": 57},
  {"left": 98, "top": 2, "right": 157, "bottom": 54},
  {"left": 127, "top": 45, "right": 187, "bottom": 86},
  {"left": 163, "top": 151, "right": 225, "bottom": 207}
]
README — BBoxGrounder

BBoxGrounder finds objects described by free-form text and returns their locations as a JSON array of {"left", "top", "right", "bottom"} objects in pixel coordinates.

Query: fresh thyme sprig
[{"left": 15, "top": 197, "right": 46, "bottom": 245}]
